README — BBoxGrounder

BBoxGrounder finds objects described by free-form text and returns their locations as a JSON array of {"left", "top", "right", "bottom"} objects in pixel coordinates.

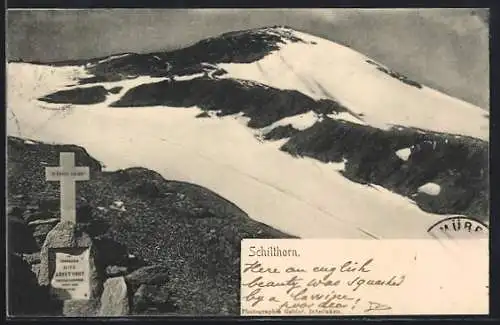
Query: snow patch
[
  {"left": 7, "top": 63, "right": 90, "bottom": 102},
  {"left": 262, "top": 111, "right": 319, "bottom": 133},
  {"left": 327, "top": 112, "right": 367, "bottom": 125},
  {"left": 7, "top": 106, "right": 446, "bottom": 238},
  {"left": 396, "top": 148, "right": 412, "bottom": 161},
  {"left": 110, "top": 200, "right": 126, "bottom": 211},
  {"left": 228, "top": 111, "right": 252, "bottom": 126},
  {"left": 217, "top": 32, "right": 488, "bottom": 141},
  {"left": 7, "top": 60, "right": 461, "bottom": 239},
  {"left": 418, "top": 183, "right": 441, "bottom": 196},
  {"left": 174, "top": 72, "right": 205, "bottom": 81},
  {"left": 95, "top": 53, "right": 131, "bottom": 65},
  {"left": 328, "top": 158, "right": 348, "bottom": 171},
  {"left": 236, "top": 79, "right": 270, "bottom": 89},
  {"left": 69, "top": 75, "right": 169, "bottom": 108}
]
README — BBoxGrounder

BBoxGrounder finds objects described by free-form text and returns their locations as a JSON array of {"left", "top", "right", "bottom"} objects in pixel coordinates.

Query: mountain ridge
[
  {"left": 7, "top": 25, "right": 489, "bottom": 239},
  {"left": 6, "top": 25, "right": 302, "bottom": 65},
  {"left": 26, "top": 26, "right": 487, "bottom": 135}
]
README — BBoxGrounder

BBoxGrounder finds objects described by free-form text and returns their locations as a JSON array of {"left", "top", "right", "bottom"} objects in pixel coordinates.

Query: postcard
[{"left": 6, "top": 8, "right": 489, "bottom": 317}]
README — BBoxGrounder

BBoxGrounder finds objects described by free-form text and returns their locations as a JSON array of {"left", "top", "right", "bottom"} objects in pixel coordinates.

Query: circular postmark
[{"left": 428, "top": 216, "right": 489, "bottom": 239}]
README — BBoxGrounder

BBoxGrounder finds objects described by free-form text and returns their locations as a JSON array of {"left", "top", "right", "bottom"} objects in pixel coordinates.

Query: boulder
[
  {"left": 32, "top": 223, "right": 57, "bottom": 248},
  {"left": 22, "top": 252, "right": 41, "bottom": 265},
  {"left": 98, "top": 277, "right": 130, "bottom": 316},
  {"left": 125, "top": 264, "right": 170, "bottom": 291},
  {"left": 106, "top": 265, "right": 129, "bottom": 277},
  {"left": 131, "top": 283, "right": 177, "bottom": 314}
]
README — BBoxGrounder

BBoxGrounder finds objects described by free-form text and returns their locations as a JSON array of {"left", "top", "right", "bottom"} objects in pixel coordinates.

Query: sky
[{"left": 7, "top": 8, "right": 489, "bottom": 109}]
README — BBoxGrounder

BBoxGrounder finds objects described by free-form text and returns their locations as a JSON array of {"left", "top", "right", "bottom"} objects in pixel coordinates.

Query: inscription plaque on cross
[{"left": 45, "top": 152, "right": 90, "bottom": 223}]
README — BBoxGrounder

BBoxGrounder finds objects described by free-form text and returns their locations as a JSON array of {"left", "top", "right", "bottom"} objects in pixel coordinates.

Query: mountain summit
[
  {"left": 7, "top": 26, "right": 488, "bottom": 239},
  {"left": 32, "top": 25, "right": 489, "bottom": 139}
]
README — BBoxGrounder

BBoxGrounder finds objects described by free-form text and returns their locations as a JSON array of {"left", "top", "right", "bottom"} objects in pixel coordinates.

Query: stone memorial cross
[
  {"left": 40, "top": 152, "right": 104, "bottom": 315},
  {"left": 45, "top": 152, "right": 90, "bottom": 223}
]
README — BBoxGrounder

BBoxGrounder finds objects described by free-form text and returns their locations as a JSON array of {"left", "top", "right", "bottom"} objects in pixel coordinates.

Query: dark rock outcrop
[
  {"left": 8, "top": 253, "right": 58, "bottom": 316},
  {"left": 72, "top": 26, "right": 308, "bottom": 85},
  {"left": 110, "top": 77, "right": 347, "bottom": 129},
  {"left": 9, "top": 216, "right": 38, "bottom": 254},
  {"left": 281, "top": 118, "right": 488, "bottom": 221},
  {"left": 108, "top": 86, "right": 123, "bottom": 94},
  {"left": 39, "top": 85, "right": 109, "bottom": 105},
  {"left": 264, "top": 124, "right": 300, "bottom": 140}
]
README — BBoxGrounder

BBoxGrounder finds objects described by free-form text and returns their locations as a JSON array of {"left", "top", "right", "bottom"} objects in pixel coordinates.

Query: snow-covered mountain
[{"left": 7, "top": 26, "right": 489, "bottom": 239}]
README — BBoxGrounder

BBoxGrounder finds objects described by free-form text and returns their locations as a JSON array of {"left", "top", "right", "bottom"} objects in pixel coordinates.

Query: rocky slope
[{"left": 7, "top": 136, "right": 292, "bottom": 316}]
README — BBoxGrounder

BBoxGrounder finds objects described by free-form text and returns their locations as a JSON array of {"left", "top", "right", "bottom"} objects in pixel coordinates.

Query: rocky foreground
[{"left": 7, "top": 136, "right": 292, "bottom": 316}]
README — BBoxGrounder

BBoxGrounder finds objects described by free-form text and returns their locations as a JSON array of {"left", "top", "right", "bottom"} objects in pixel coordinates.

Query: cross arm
[
  {"left": 46, "top": 167, "right": 63, "bottom": 181},
  {"left": 72, "top": 167, "right": 90, "bottom": 181}
]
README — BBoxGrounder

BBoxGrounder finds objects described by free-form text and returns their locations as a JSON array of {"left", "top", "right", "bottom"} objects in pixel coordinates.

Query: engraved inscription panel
[{"left": 50, "top": 248, "right": 90, "bottom": 300}]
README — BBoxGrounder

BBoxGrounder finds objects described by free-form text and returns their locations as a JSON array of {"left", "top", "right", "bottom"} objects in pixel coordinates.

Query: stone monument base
[{"left": 62, "top": 299, "right": 100, "bottom": 317}]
